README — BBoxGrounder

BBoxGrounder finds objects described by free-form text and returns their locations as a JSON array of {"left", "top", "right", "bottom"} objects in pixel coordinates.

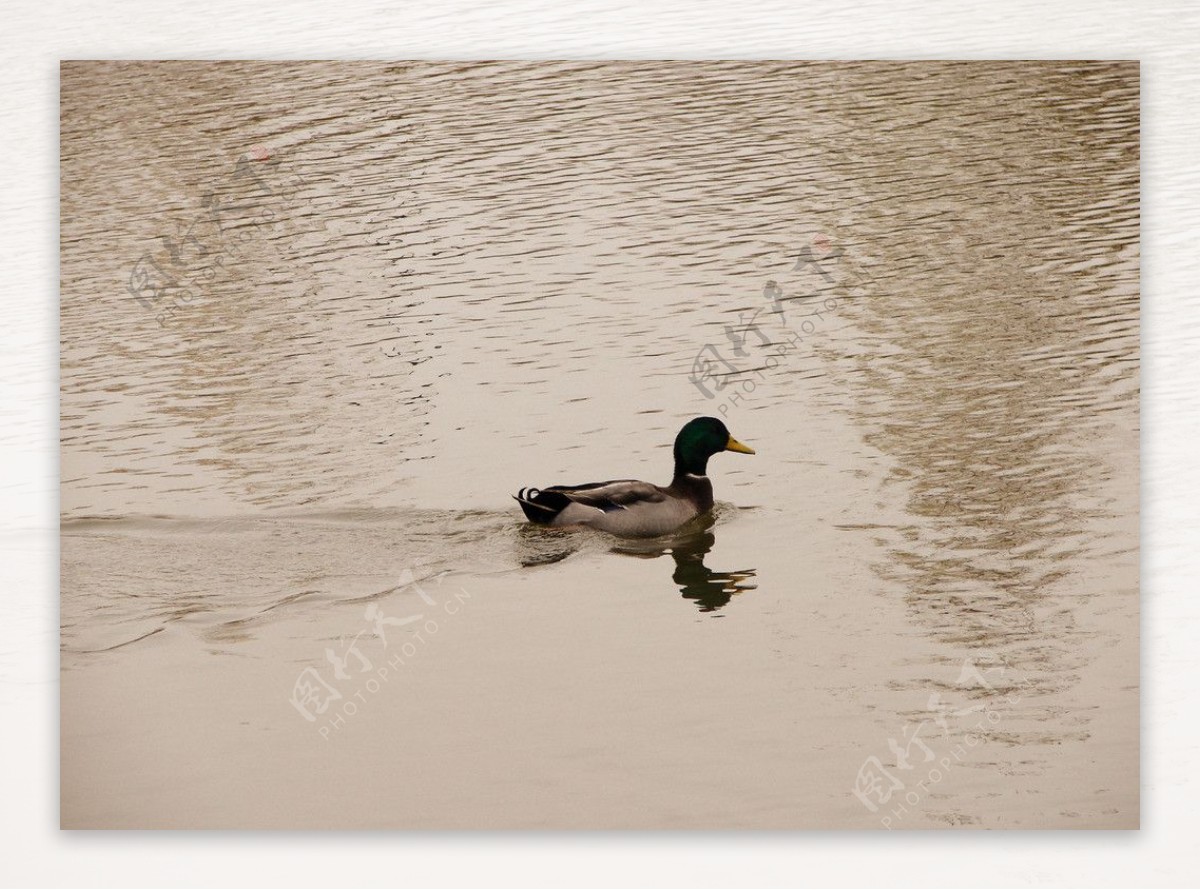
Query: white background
[{"left": 3, "top": 0, "right": 1196, "bottom": 886}]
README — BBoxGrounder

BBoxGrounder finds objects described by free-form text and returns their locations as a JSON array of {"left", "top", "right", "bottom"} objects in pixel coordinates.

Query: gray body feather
[{"left": 517, "top": 475, "right": 714, "bottom": 537}]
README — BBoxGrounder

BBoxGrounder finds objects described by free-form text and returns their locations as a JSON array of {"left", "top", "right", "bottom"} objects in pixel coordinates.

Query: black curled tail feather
[{"left": 514, "top": 487, "right": 571, "bottom": 524}]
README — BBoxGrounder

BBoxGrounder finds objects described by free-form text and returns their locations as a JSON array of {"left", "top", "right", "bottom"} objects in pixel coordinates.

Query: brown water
[{"left": 60, "top": 61, "right": 1139, "bottom": 829}]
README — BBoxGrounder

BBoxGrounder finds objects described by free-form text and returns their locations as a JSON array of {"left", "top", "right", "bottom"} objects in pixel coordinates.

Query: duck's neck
[
  {"left": 673, "top": 444, "right": 711, "bottom": 478},
  {"left": 671, "top": 450, "right": 715, "bottom": 511},
  {"left": 669, "top": 470, "right": 714, "bottom": 511}
]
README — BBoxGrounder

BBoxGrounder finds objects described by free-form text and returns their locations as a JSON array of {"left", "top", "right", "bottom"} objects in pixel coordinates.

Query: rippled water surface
[{"left": 60, "top": 61, "right": 1138, "bottom": 828}]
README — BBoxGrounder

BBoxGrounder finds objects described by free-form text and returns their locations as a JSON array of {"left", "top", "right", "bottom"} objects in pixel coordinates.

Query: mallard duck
[{"left": 514, "top": 416, "right": 755, "bottom": 537}]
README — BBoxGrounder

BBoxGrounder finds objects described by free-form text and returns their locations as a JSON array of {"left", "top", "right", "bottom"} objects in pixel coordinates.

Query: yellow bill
[{"left": 725, "top": 436, "right": 756, "bottom": 455}]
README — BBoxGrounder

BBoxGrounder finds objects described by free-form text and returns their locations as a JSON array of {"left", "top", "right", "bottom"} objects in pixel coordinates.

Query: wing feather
[{"left": 546, "top": 479, "right": 667, "bottom": 512}]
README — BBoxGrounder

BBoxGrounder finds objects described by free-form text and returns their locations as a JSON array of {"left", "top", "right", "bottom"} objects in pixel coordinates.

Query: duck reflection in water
[
  {"left": 676, "top": 531, "right": 756, "bottom": 612},
  {"left": 519, "top": 515, "right": 756, "bottom": 613}
]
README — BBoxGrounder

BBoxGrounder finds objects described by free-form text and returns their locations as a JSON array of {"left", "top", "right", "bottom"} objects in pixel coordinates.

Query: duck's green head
[{"left": 673, "top": 416, "right": 755, "bottom": 476}]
